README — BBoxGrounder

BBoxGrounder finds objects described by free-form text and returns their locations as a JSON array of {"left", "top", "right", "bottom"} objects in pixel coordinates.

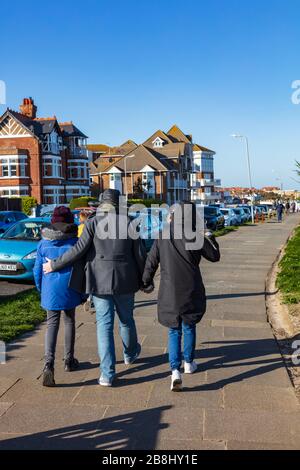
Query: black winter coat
[
  {"left": 142, "top": 235, "right": 220, "bottom": 328},
  {"left": 50, "top": 213, "right": 147, "bottom": 296}
]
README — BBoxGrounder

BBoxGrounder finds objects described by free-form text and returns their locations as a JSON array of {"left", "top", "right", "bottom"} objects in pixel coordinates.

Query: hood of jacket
[{"left": 42, "top": 222, "right": 78, "bottom": 241}]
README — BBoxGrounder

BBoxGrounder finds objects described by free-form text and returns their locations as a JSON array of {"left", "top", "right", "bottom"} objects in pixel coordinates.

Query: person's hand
[
  {"left": 141, "top": 283, "right": 154, "bottom": 294},
  {"left": 43, "top": 258, "right": 53, "bottom": 274}
]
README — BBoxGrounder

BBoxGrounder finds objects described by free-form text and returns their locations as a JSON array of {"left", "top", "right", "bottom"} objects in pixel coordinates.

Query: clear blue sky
[{"left": 1, "top": 0, "right": 300, "bottom": 188}]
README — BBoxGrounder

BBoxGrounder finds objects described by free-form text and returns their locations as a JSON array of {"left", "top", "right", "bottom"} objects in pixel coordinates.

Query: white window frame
[
  {"left": 0, "top": 185, "right": 29, "bottom": 197},
  {"left": 0, "top": 155, "right": 28, "bottom": 179},
  {"left": 67, "top": 159, "right": 89, "bottom": 180},
  {"left": 42, "top": 155, "right": 63, "bottom": 179}
]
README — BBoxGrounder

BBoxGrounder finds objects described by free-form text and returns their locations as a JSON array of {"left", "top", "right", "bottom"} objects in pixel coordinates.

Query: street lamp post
[
  {"left": 124, "top": 154, "right": 135, "bottom": 199},
  {"left": 231, "top": 134, "right": 255, "bottom": 224}
]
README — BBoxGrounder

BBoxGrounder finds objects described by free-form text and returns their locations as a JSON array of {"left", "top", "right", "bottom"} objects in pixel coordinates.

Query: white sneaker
[
  {"left": 170, "top": 370, "right": 182, "bottom": 392},
  {"left": 98, "top": 376, "right": 114, "bottom": 387},
  {"left": 184, "top": 361, "right": 198, "bottom": 374}
]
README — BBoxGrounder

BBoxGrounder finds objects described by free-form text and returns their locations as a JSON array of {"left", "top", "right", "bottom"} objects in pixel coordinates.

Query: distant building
[
  {"left": 90, "top": 125, "right": 220, "bottom": 205},
  {"left": 0, "top": 98, "right": 90, "bottom": 204}
]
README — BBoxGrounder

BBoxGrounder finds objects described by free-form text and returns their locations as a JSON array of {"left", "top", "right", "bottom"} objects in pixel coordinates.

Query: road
[{"left": 0, "top": 280, "right": 34, "bottom": 298}]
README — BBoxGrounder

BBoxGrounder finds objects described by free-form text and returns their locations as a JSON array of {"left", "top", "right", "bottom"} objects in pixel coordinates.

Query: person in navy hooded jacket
[{"left": 34, "top": 206, "right": 83, "bottom": 387}]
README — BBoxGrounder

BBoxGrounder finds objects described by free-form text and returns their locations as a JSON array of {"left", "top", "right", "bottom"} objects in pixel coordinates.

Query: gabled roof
[
  {"left": 193, "top": 143, "right": 215, "bottom": 154},
  {"left": 59, "top": 121, "right": 88, "bottom": 139},
  {"left": 118, "top": 139, "right": 138, "bottom": 154},
  {"left": 92, "top": 155, "right": 124, "bottom": 173},
  {"left": 153, "top": 142, "right": 187, "bottom": 159},
  {"left": 167, "top": 124, "right": 192, "bottom": 144},
  {"left": 102, "top": 145, "right": 177, "bottom": 173},
  {"left": 0, "top": 109, "right": 36, "bottom": 138},
  {"left": 143, "top": 129, "right": 173, "bottom": 148},
  {"left": 87, "top": 144, "right": 111, "bottom": 153}
]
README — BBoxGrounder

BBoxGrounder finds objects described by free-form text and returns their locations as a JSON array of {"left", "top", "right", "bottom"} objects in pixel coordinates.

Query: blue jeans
[
  {"left": 93, "top": 294, "right": 139, "bottom": 381},
  {"left": 168, "top": 321, "right": 196, "bottom": 371}
]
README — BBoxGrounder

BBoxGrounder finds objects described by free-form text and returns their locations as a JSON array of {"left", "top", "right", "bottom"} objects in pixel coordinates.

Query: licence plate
[{"left": 0, "top": 263, "right": 17, "bottom": 271}]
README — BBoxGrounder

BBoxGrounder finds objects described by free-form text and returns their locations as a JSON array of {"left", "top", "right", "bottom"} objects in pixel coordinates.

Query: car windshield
[
  {"left": 204, "top": 207, "right": 218, "bottom": 216},
  {"left": 234, "top": 209, "right": 241, "bottom": 214},
  {"left": 221, "top": 209, "right": 229, "bottom": 215},
  {"left": 2, "top": 221, "right": 50, "bottom": 241},
  {"left": 0, "top": 213, "right": 12, "bottom": 222}
]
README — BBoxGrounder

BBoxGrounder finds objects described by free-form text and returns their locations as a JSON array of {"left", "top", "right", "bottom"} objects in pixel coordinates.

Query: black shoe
[
  {"left": 64, "top": 358, "right": 80, "bottom": 372},
  {"left": 42, "top": 363, "right": 55, "bottom": 387}
]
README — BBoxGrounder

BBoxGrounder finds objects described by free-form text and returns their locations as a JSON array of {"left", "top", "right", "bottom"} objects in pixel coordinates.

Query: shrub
[
  {"left": 128, "top": 198, "right": 164, "bottom": 208},
  {"left": 21, "top": 196, "right": 37, "bottom": 216},
  {"left": 69, "top": 197, "right": 98, "bottom": 210}
]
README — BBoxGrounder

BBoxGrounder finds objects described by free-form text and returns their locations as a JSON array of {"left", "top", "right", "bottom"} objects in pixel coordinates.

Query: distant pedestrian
[
  {"left": 285, "top": 201, "right": 291, "bottom": 215},
  {"left": 78, "top": 210, "right": 89, "bottom": 237},
  {"left": 142, "top": 202, "right": 220, "bottom": 392},
  {"left": 276, "top": 202, "right": 284, "bottom": 223},
  {"left": 33, "top": 206, "right": 83, "bottom": 387},
  {"left": 291, "top": 201, "right": 296, "bottom": 213},
  {"left": 42, "top": 190, "right": 147, "bottom": 387}
]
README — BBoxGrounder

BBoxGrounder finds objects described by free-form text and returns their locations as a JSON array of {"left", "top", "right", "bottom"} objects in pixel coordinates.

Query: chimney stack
[{"left": 19, "top": 97, "right": 37, "bottom": 119}]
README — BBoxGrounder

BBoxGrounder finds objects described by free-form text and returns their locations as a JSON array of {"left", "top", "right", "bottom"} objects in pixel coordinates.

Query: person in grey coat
[
  {"left": 142, "top": 202, "right": 220, "bottom": 391},
  {"left": 43, "top": 189, "right": 147, "bottom": 386}
]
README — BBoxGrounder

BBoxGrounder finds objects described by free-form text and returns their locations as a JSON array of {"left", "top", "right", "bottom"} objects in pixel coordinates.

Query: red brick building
[{"left": 0, "top": 98, "right": 90, "bottom": 204}]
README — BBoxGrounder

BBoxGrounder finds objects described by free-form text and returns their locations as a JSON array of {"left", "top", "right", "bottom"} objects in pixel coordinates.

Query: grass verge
[
  {"left": 276, "top": 226, "right": 300, "bottom": 304},
  {"left": 0, "top": 289, "right": 45, "bottom": 343},
  {"left": 214, "top": 226, "right": 239, "bottom": 237}
]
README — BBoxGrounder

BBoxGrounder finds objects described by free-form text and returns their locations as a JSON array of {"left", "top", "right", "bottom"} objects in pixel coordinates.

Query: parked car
[
  {"left": 238, "top": 205, "right": 252, "bottom": 222},
  {"left": 0, "top": 217, "right": 51, "bottom": 280},
  {"left": 40, "top": 209, "right": 83, "bottom": 225},
  {"left": 220, "top": 208, "right": 239, "bottom": 226},
  {"left": 258, "top": 204, "right": 273, "bottom": 216},
  {"left": 128, "top": 207, "right": 169, "bottom": 251},
  {"left": 0, "top": 211, "right": 28, "bottom": 234},
  {"left": 233, "top": 208, "right": 248, "bottom": 225},
  {"left": 204, "top": 206, "right": 225, "bottom": 231}
]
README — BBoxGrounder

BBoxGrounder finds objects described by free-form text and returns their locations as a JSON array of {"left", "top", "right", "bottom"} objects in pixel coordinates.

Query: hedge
[
  {"left": 69, "top": 197, "right": 98, "bottom": 210},
  {"left": 128, "top": 198, "right": 164, "bottom": 208},
  {"left": 21, "top": 196, "right": 37, "bottom": 216}
]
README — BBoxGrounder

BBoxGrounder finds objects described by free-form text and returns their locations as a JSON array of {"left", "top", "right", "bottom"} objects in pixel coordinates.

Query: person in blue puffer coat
[{"left": 33, "top": 206, "right": 83, "bottom": 387}]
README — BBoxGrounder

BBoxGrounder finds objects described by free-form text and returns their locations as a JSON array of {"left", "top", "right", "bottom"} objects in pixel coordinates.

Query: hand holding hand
[
  {"left": 141, "top": 283, "right": 155, "bottom": 294},
  {"left": 43, "top": 257, "right": 53, "bottom": 274}
]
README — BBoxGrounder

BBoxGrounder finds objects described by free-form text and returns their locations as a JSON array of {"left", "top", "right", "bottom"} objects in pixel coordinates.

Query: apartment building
[
  {"left": 90, "top": 125, "right": 220, "bottom": 205},
  {"left": 0, "top": 98, "right": 90, "bottom": 204}
]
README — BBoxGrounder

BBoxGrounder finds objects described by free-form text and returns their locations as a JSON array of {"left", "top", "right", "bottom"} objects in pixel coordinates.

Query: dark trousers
[{"left": 45, "top": 308, "right": 76, "bottom": 364}]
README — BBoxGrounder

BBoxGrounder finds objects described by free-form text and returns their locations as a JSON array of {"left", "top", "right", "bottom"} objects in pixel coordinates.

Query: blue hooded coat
[{"left": 33, "top": 223, "right": 83, "bottom": 311}]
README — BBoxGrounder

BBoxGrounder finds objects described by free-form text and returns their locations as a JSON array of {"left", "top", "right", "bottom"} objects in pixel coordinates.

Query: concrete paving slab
[
  {"left": 0, "top": 402, "right": 107, "bottom": 434},
  {"left": 0, "top": 402, "right": 14, "bottom": 417},
  {"left": 224, "top": 383, "right": 300, "bottom": 411},
  {"left": 0, "top": 378, "right": 19, "bottom": 397},
  {"left": 204, "top": 409, "right": 300, "bottom": 444}
]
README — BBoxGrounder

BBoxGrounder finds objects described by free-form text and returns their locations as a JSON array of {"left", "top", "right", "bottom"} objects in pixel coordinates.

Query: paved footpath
[{"left": 0, "top": 215, "right": 300, "bottom": 450}]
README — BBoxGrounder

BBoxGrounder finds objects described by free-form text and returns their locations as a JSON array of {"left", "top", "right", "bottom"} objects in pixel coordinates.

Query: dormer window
[{"left": 152, "top": 137, "right": 164, "bottom": 148}]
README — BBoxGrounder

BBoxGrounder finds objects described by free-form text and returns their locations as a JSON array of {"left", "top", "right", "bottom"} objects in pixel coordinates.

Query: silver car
[{"left": 220, "top": 208, "right": 239, "bottom": 226}]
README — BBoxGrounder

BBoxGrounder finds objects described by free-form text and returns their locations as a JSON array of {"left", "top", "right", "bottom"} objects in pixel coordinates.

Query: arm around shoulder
[{"left": 51, "top": 219, "right": 94, "bottom": 272}]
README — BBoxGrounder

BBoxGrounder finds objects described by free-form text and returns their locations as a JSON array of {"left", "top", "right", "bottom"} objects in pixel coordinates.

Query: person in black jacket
[
  {"left": 43, "top": 189, "right": 147, "bottom": 387},
  {"left": 142, "top": 202, "right": 220, "bottom": 392}
]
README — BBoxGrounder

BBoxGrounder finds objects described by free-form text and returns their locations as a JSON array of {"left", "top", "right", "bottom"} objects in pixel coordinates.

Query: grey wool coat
[
  {"left": 142, "top": 235, "right": 221, "bottom": 328},
  {"left": 50, "top": 213, "right": 147, "bottom": 296}
]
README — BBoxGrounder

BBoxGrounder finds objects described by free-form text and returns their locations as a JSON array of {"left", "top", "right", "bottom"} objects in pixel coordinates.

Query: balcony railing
[
  {"left": 69, "top": 146, "right": 88, "bottom": 157},
  {"left": 168, "top": 180, "right": 188, "bottom": 190}
]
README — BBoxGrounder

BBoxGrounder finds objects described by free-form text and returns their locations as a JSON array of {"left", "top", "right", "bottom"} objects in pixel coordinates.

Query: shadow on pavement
[
  {"left": 114, "top": 338, "right": 284, "bottom": 391},
  {"left": 0, "top": 406, "right": 171, "bottom": 450},
  {"left": 207, "top": 290, "right": 276, "bottom": 300}
]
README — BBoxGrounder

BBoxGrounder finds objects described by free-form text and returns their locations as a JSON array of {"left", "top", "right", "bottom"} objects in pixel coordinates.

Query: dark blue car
[{"left": 0, "top": 211, "right": 28, "bottom": 233}]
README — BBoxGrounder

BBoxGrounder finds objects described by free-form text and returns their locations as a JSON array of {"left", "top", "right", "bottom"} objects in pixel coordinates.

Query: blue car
[
  {"left": 0, "top": 211, "right": 28, "bottom": 234},
  {"left": 0, "top": 217, "right": 51, "bottom": 280},
  {"left": 128, "top": 207, "right": 169, "bottom": 251}
]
